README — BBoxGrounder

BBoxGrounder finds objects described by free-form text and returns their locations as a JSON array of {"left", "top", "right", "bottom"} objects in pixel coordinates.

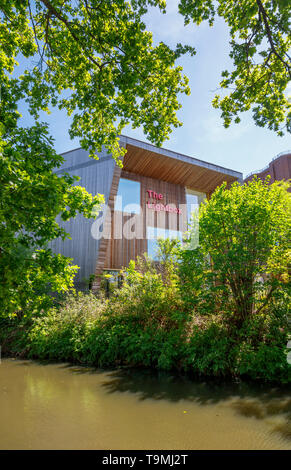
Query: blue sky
[{"left": 19, "top": 0, "right": 291, "bottom": 178}]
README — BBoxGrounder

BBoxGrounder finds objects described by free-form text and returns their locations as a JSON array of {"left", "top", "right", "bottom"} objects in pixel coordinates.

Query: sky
[{"left": 19, "top": 0, "right": 291, "bottom": 178}]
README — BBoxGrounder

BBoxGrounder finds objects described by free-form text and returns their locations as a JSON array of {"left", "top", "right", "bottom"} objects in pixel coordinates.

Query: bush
[
  {"left": 180, "top": 177, "right": 291, "bottom": 328},
  {"left": 231, "top": 300, "right": 291, "bottom": 383},
  {"left": 27, "top": 292, "right": 105, "bottom": 361},
  {"left": 2, "top": 287, "right": 290, "bottom": 383},
  {"left": 185, "top": 322, "right": 233, "bottom": 376},
  {"left": 17, "top": 244, "right": 188, "bottom": 370},
  {"left": 2, "top": 181, "right": 290, "bottom": 384}
]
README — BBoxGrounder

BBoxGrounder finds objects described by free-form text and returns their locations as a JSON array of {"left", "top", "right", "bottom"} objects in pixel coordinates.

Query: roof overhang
[{"left": 120, "top": 135, "right": 243, "bottom": 194}]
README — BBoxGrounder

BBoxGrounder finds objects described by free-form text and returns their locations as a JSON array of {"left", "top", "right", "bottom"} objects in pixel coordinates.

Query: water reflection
[
  {"left": 64, "top": 365, "right": 291, "bottom": 445},
  {"left": 0, "top": 360, "right": 290, "bottom": 450},
  {"left": 100, "top": 367, "right": 290, "bottom": 406},
  {"left": 100, "top": 369, "right": 291, "bottom": 444}
]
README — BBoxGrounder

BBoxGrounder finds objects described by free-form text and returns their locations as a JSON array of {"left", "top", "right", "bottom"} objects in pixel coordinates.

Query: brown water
[{"left": 0, "top": 358, "right": 290, "bottom": 450}]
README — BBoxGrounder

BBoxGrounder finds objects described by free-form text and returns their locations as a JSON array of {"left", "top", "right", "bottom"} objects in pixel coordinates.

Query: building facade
[
  {"left": 244, "top": 151, "right": 291, "bottom": 187},
  {"left": 51, "top": 135, "right": 243, "bottom": 289}
]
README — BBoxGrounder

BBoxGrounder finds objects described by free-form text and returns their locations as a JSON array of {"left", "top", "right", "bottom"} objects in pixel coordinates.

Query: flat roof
[
  {"left": 61, "top": 135, "right": 243, "bottom": 194},
  {"left": 120, "top": 135, "right": 242, "bottom": 178},
  {"left": 120, "top": 135, "right": 242, "bottom": 194}
]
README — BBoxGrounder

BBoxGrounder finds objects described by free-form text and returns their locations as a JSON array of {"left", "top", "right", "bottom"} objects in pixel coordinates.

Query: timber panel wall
[
  {"left": 50, "top": 139, "right": 243, "bottom": 288},
  {"left": 123, "top": 143, "right": 240, "bottom": 194},
  {"left": 50, "top": 147, "right": 117, "bottom": 286},
  {"left": 105, "top": 170, "right": 187, "bottom": 270},
  {"left": 93, "top": 163, "right": 122, "bottom": 288},
  {"left": 244, "top": 153, "right": 291, "bottom": 190}
]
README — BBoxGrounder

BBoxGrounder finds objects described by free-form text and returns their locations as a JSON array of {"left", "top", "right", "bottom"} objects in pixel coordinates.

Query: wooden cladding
[
  {"left": 93, "top": 164, "right": 122, "bottom": 289},
  {"left": 93, "top": 140, "right": 241, "bottom": 281},
  {"left": 104, "top": 170, "right": 187, "bottom": 270},
  {"left": 123, "top": 143, "right": 238, "bottom": 194},
  {"left": 56, "top": 139, "right": 242, "bottom": 292}
]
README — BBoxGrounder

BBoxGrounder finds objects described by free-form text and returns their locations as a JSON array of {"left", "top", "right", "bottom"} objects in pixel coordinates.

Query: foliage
[
  {"left": 16, "top": 242, "right": 189, "bottom": 369},
  {"left": 185, "top": 323, "right": 233, "bottom": 376},
  {"left": 231, "top": 297, "right": 291, "bottom": 382},
  {"left": 1, "top": 234, "right": 290, "bottom": 383},
  {"left": 179, "top": 0, "right": 291, "bottom": 135},
  {"left": 0, "top": 36, "right": 103, "bottom": 317},
  {"left": 109, "top": 240, "right": 185, "bottom": 330},
  {"left": 5, "top": 288, "right": 289, "bottom": 383},
  {"left": 0, "top": 0, "right": 193, "bottom": 161},
  {"left": 1, "top": 0, "right": 111, "bottom": 317},
  {"left": 0, "top": 120, "right": 103, "bottom": 317},
  {"left": 26, "top": 292, "right": 105, "bottom": 361},
  {"left": 180, "top": 177, "right": 291, "bottom": 327}
]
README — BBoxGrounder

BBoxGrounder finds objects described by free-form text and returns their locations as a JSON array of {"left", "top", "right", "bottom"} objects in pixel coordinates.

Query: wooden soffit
[{"left": 121, "top": 138, "right": 242, "bottom": 194}]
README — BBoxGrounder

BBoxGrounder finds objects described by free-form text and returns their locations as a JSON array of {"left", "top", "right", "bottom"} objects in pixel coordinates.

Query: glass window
[
  {"left": 186, "top": 189, "right": 206, "bottom": 226},
  {"left": 115, "top": 178, "right": 140, "bottom": 214},
  {"left": 147, "top": 226, "right": 183, "bottom": 260}
]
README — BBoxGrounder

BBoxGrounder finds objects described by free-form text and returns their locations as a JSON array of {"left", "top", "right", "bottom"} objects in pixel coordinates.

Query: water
[{"left": 0, "top": 358, "right": 290, "bottom": 450}]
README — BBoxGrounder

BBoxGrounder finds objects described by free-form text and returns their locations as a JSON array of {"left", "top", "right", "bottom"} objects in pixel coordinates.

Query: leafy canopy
[
  {"left": 0, "top": 2, "right": 105, "bottom": 317},
  {"left": 0, "top": 119, "right": 104, "bottom": 317},
  {"left": 1, "top": 0, "right": 290, "bottom": 151},
  {"left": 0, "top": 0, "right": 193, "bottom": 161},
  {"left": 179, "top": 0, "right": 291, "bottom": 135}
]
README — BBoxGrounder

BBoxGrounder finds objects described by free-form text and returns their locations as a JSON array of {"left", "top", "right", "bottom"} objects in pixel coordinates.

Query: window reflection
[
  {"left": 115, "top": 178, "right": 141, "bottom": 214},
  {"left": 147, "top": 226, "right": 183, "bottom": 260},
  {"left": 186, "top": 189, "right": 206, "bottom": 226}
]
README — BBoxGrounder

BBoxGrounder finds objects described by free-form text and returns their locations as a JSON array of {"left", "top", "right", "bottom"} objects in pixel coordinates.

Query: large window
[
  {"left": 115, "top": 178, "right": 140, "bottom": 214},
  {"left": 186, "top": 189, "right": 206, "bottom": 226},
  {"left": 147, "top": 226, "right": 183, "bottom": 260}
]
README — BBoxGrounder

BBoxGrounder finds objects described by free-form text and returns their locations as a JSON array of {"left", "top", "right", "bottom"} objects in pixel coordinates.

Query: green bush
[
  {"left": 2, "top": 181, "right": 290, "bottom": 384},
  {"left": 2, "top": 287, "right": 290, "bottom": 383},
  {"left": 185, "top": 322, "right": 233, "bottom": 376},
  {"left": 19, "top": 244, "right": 188, "bottom": 370},
  {"left": 27, "top": 292, "right": 105, "bottom": 361},
  {"left": 231, "top": 300, "right": 291, "bottom": 383}
]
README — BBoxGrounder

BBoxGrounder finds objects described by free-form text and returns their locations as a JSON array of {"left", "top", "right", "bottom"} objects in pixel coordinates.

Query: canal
[{"left": 0, "top": 358, "right": 290, "bottom": 449}]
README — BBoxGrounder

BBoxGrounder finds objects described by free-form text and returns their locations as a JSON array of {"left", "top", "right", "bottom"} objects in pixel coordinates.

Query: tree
[
  {"left": 1, "top": 1, "right": 290, "bottom": 150},
  {"left": 0, "top": 0, "right": 193, "bottom": 316},
  {"left": 179, "top": 0, "right": 291, "bottom": 135},
  {"left": 0, "top": 4, "right": 104, "bottom": 317},
  {"left": 0, "top": 121, "right": 103, "bottom": 318},
  {"left": 180, "top": 177, "right": 291, "bottom": 327},
  {"left": 0, "top": 0, "right": 193, "bottom": 161}
]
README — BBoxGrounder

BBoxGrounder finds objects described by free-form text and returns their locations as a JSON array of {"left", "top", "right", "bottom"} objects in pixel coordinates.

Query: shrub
[
  {"left": 27, "top": 292, "right": 105, "bottom": 361},
  {"left": 2, "top": 181, "right": 290, "bottom": 384},
  {"left": 185, "top": 323, "right": 233, "bottom": 377},
  {"left": 180, "top": 177, "right": 291, "bottom": 328}
]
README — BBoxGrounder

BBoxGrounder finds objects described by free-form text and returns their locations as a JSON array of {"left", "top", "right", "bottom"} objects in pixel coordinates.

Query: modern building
[
  {"left": 52, "top": 135, "right": 243, "bottom": 290},
  {"left": 244, "top": 151, "right": 291, "bottom": 187}
]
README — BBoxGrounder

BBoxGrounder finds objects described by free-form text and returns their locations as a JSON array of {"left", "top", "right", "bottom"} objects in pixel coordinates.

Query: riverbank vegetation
[
  {"left": 1, "top": 178, "right": 290, "bottom": 384},
  {"left": 1, "top": 1, "right": 290, "bottom": 385}
]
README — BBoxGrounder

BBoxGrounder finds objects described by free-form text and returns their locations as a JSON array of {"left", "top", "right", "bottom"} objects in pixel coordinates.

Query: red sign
[
  {"left": 146, "top": 189, "right": 182, "bottom": 214},
  {"left": 146, "top": 190, "right": 163, "bottom": 200}
]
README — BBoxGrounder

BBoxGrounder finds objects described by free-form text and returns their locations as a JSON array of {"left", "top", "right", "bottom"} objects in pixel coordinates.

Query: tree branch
[
  {"left": 38, "top": 0, "right": 102, "bottom": 70},
  {"left": 254, "top": 284, "right": 276, "bottom": 316},
  {"left": 256, "top": 0, "right": 291, "bottom": 79}
]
